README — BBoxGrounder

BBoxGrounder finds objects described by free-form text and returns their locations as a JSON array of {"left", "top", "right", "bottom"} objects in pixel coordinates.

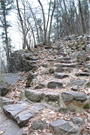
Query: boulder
[
  {"left": 85, "top": 81, "right": 90, "bottom": 88},
  {"left": 67, "top": 79, "right": 86, "bottom": 87},
  {"left": 50, "top": 119, "right": 79, "bottom": 135},
  {"left": 3, "top": 103, "right": 44, "bottom": 127},
  {"left": 71, "top": 86, "right": 79, "bottom": 91},
  {"left": 71, "top": 117, "right": 83, "bottom": 125},
  {"left": 75, "top": 72, "right": 89, "bottom": 76},
  {"left": 35, "top": 82, "right": 46, "bottom": 89},
  {"left": 47, "top": 81, "right": 63, "bottom": 89},
  {"left": 55, "top": 73, "right": 69, "bottom": 79},
  {"left": 33, "top": 120, "right": 48, "bottom": 130},
  {"left": 0, "top": 96, "right": 14, "bottom": 107},
  {"left": 61, "top": 91, "right": 87, "bottom": 102},
  {"left": 15, "top": 110, "right": 36, "bottom": 127},
  {"left": 3, "top": 104, "right": 27, "bottom": 120},
  {"left": 25, "top": 89, "right": 44, "bottom": 102},
  {"left": 44, "top": 92, "right": 59, "bottom": 102},
  {"left": 26, "top": 72, "right": 37, "bottom": 87},
  {"left": 0, "top": 73, "right": 20, "bottom": 96},
  {"left": 9, "top": 50, "right": 38, "bottom": 72}
]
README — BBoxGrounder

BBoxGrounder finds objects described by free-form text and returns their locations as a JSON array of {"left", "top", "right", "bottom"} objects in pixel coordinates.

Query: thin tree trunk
[
  {"left": 48, "top": 0, "right": 56, "bottom": 44},
  {"left": 3, "top": 1, "right": 9, "bottom": 72},
  {"left": 16, "top": 0, "right": 26, "bottom": 49},
  {"left": 37, "top": 0, "right": 46, "bottom": 44}
]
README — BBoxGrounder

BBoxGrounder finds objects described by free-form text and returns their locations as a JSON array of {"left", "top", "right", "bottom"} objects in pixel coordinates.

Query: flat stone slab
[
  {"left": 47, "top": 81, "right": 63, "bottom": 89},
  {"left": 75, "top": 72, "right": 89, "bottom": 76},
  {"left": 61, "top": 91, "right": 87, "bottom": 102},
  {"left": 25, "top": 89, "right": 44, "bottom": 102},
  {"left": 57, "top": 57, "right": 71, "bottom": 61},
  {"left": 0, "top": 73, "right": 20, "bottom": 86},
  {"left": 3, "top": 104, "right": 27, "bottom": 119},
  {"left": 0, "top": 73, "right": 20, "bottom": 96},
  {"left": 50, "top": 119, "right": 78, "bottom": 135},
  {"left": 3, "top": 103, "right": 44, "bottom": 127},
  {"left": 0, "top": 96, "right": 14, "bottom": 107},
  {"left": 55, "top": 63, "right": 77, "bottom": 68},
  {"left": 55, "top": 68, "right": 73, "bottom": 73},
  {"left": 67, "top": 79, "right": 86, "bottom": 87},
  {"left": 15, "top": 109, "right": 36, "bottom": 127},
  {"left": 55, "top": 73, "right": 69, "bottom": 79},
  {"left": 0, "top": 107, "right": 23, "bottom": 135}
]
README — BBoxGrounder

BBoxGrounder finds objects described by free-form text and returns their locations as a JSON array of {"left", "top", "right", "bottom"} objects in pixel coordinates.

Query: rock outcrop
[{"left": 9, "top": 50, "right": 38, "bottom": 73}]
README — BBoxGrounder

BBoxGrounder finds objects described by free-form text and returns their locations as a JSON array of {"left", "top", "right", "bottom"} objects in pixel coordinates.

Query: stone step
[
  {"left": 50, "top": 119, "right": 80, "bottom": 135},
  {"left": 3, "top": 102, "right": 44, "bottom": 127},
  {"left": 21, "top": 89, "right": 90, "bottom": 112},
  {"left": 57, "top": 52, "right": 67, "bottom": 57},
  {"left": 55, "top": 72, "right": 69, "bottom": 79},
  {"left": 25, "top": 89, "right": 60, "bottom": 104},
  {"left": 57, "top": 57, "right": 71, "bottom": 61},
  {"left": 55, "top": 63, "right": 77, "bottom": 68},
  {"left": 75, "top": 72, "right": 89, "bottom": 76},
  {"left": 55, "top": 67, "right": 73, "bottom": 72},
  {"left": 47, "top": 81, "right": 63, "bottom": 89}
]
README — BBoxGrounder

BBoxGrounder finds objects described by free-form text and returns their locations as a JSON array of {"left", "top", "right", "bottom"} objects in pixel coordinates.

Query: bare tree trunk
[
  {"left": 37, "top": 0, "right": 46, "bottom": 44},
  {"left": 16, "top": 0, "right": 26, "bottom": 49},
  {"left": 27, "top": 2, "right": 40, "bottom": 43},
  {"left": 3, "top": 1, "right": 9, "bottom": 72},
  {"left": 48, "top": 0, "right": 56, "bottom": 44},
  {"left": 78, "top": 0, "right": 85, "bottom": 34}
]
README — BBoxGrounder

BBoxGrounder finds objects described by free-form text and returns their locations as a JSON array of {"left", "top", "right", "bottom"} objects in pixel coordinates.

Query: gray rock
[
  {"left": 47, "top": 81, "right": 63, "bottom": 89},
  {"left": 35, "top": 82, "right": 46, "bottom": 89},
  {"left": 55, "top": 73, "right": 69, "bottom": 79},
  {"left": 33, "top": 120, "right": 48, "bottom": 130},
  {"left": 15, "top": 110, "right": 36, "bottom": 127},
  {"left": 3, "top": 104, "right": 27, "bottom": 120},
  {"left": 71, "top": 86, "right": 79, "bottom": 91},
  {"left": 0, "top": 73, "right": 19, "bottom": 86},
  {"left": 25, "top": 89, "right": 44, "bottom": 102},
  {"left": 3, "top": 103, "right": 44, "bottom": 127},
  {"left": 86, "top": 44, "right": 90, "bottom": 54},
  {"left": 75, "top": 72, "right": 89, "bottom": 76},
  {"left": 55, "top": 68, "right": 64, "bottom": 72},
  {"left": 86, "top": 81, "right": 90, "bottom": 88},
  {"left": 49, "top": 68, "right": 55, "bottom": 74},
  {"left": 55, "top": 63, "right": 77, "bottom": 68},
  {"left": 30, "top": 104, "right": 44, "bottom": 111},
  {"left": 26, "top": 72, "right": 37, "bottom": 87},
  {"left": 62, "top": 92, "right": 87, "bottom": 102},
  {"left": 44, "top": 92, "right": 59, "bottom": 102},
  {"left": 83, "top": 68, "right": 90, "bottom": 72},
  {"left": 0, "top": 73, "right": 20, "bottom": 95},
  {"left": 71, "top": 117, "right": 83, "bottom": 125},
  {"left": 50, "top": 119, "right": 78, "bottom": 135},
  {"left": 85, "top": 63, "right": 90, "bottom": 70},
  {"left": 68, "top": 79, "right": 86, "bottom": 87},
  {"left": 0, "top": 97, "right": 14, "bottom": 107},
  {"left": 9, "top": 50, "right": 38, "bottom": 72},
  {"left": 42, "top": 63, "right": 48, "bottom": 67}
]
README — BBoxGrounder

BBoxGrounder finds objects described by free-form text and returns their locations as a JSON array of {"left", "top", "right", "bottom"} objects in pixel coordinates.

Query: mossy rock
[
  {"left": 86, "top": 82, "right": 90, "bottom": 88},
  {"left": 45, "top": 45, "right": 52, "bottom": 49},
  {"left": 26, "top": 79, "right": 32, "bottom": 87},
  {"left": 83, "top": 104, "right": 90, "bottom": 109},
  {"left": 49, "top": 68, "right": 55, "bottom": 74}
]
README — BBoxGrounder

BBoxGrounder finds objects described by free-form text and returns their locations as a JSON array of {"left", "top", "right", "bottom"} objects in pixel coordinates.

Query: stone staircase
[{"left": 0, "top": 40, "right": 90, "bottom": 135}]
